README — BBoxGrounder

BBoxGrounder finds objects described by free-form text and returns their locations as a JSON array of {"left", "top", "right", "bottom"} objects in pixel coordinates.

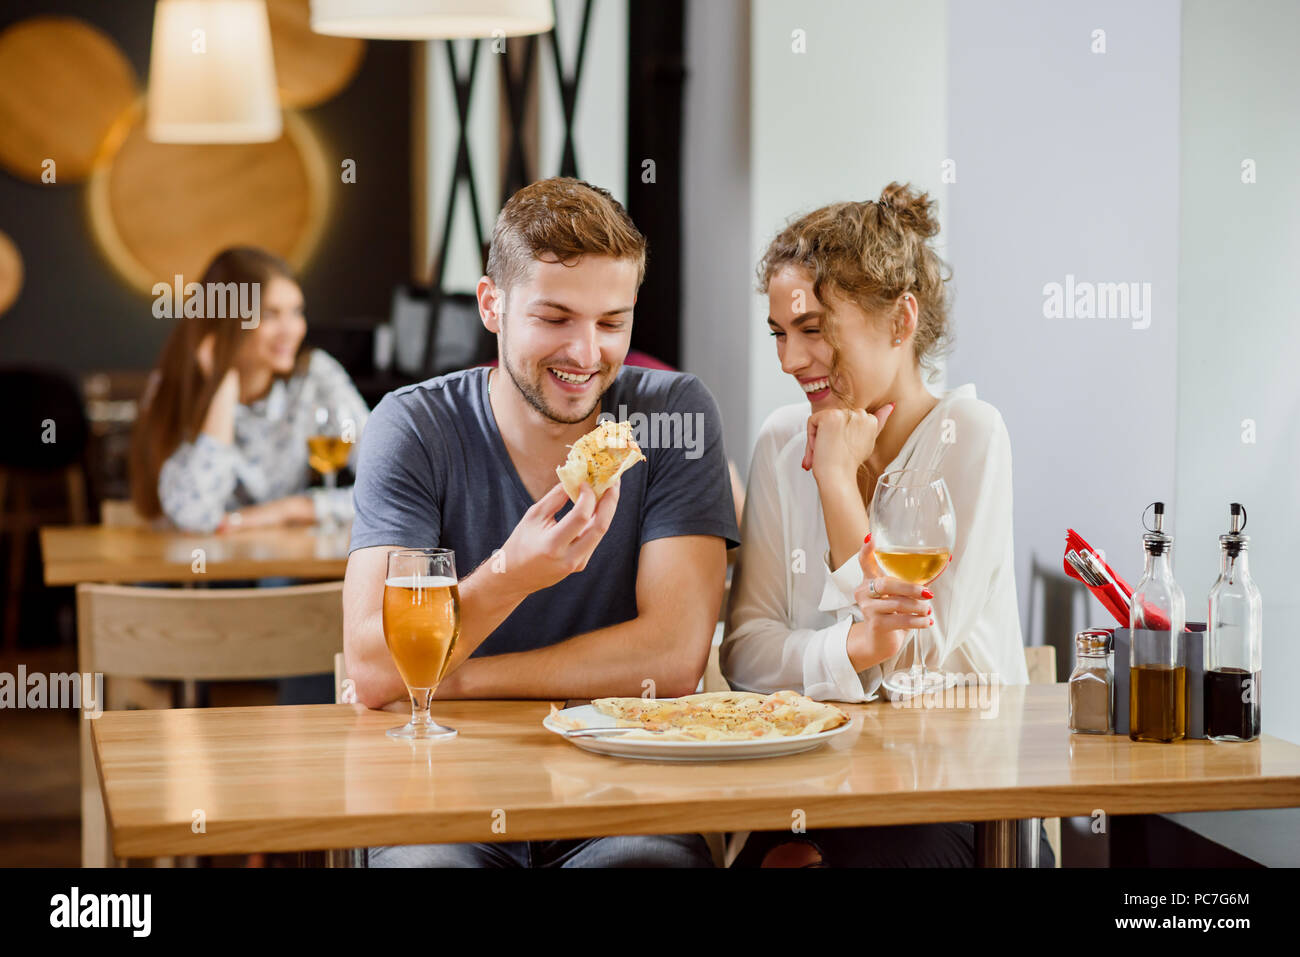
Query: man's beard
[{"left": 500, "top": 337, "right": 609, "bottom": 425}]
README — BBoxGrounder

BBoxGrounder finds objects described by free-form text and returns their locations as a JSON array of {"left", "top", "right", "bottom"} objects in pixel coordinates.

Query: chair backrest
[
  {"left": 1024, "top": 645, "right": 1058, "bottom": 685},
  {"left": 76, "top": 581, "right": 344, "bottom": 681},
  {"left": 1027, "top": 552, "right": 1089, "bottom": 682},
  {"left": 0, "top": 365, "right": 89, "bottom": 468},
  {"left": 99, "top": 499, "right": 145, "bottom": 528}
]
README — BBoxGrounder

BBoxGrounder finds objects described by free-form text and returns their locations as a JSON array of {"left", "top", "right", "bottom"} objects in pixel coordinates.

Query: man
[{"left": 343, "top": 177, "right": 739, "bottom": 867}]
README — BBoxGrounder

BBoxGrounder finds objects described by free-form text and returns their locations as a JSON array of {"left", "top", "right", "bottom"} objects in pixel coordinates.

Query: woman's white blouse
[
  {"left": 721, "top": 384, "right": 1029, "bottom": 701},
  {"left": 157, "top": 349, "right": 370, "bottom": 533}
]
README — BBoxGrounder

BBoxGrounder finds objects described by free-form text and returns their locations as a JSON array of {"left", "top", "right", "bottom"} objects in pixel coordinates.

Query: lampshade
[
  {"left": 147, "top": 0, "right": 282, "bottom": 143},
  {"left": 310, "top": 0, "right": 554, "bottom": 40}
]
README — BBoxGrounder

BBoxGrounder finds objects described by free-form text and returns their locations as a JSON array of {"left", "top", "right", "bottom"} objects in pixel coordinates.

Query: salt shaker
[{"left": 1068, "top": 628, "right": 1114, "bottom": 734}]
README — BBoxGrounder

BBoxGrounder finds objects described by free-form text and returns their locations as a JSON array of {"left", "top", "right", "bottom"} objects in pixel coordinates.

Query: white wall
[
  {"left": 1175, "top": 0, "right": 1300, "bottom": 745},
  {"left": 946, "top": 0, "right": 1182, "bottom": 654},
  {"left": 748, "top": 0, "right": 949, "bottom": 456}
]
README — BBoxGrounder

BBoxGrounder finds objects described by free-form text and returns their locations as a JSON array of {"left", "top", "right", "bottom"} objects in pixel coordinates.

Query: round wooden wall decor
[
  {"left": 0, "top": 16, "right": 137, "bottom": 184},
  {"left": 267, "top": 0, "right": 365, "bottom": 108},
  {"left": 0, "top": 230, "right": 23, "bottom": 315},
  {"left": 86, "top": 105, "right": 330, "bottom": 294}
]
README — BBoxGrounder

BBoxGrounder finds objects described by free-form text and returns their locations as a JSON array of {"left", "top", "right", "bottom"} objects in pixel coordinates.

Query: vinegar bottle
[{"left": 1205, "top": 503, "right": 1262, "bottom": 741}]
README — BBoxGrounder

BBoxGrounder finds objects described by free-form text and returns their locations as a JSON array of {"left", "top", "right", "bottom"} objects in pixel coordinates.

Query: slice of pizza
[{"left": 556, "top": 420, "right": 646, "bottom": 503}]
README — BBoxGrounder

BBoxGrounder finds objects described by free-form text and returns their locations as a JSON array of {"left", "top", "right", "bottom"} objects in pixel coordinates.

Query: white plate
[{"left": 543, "top": 703, "right": 852, "bottom": 762}]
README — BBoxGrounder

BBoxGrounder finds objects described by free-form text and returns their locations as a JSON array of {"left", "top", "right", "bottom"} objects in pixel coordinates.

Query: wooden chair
[
  {"left": 77, "top": 580, "right": 345, "bottom": 867},
  {"left": 99, "top": 498, "right": 146, "bottom": 529},
  {"left": 0, "top": 366, "right": 91, "bottom": 649},
  {"left": 95, "top": 499, "right": 173, "bottom": 713}
]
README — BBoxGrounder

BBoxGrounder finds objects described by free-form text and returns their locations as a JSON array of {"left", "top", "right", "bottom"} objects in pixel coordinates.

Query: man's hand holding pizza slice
[{"left": 496, "top": 421, "right": 645, "bottom": 597}]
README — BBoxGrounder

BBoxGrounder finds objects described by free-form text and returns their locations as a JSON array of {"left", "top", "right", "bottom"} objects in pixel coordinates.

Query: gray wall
[
  {"left": 682, "top": 0, "right": 752, "bottom": 471},
  {"left": 1175, "top": 0, "right": 1300, "bottom": 743},
  {"left": 946, "top": 0, "right": 1182, "bottom": 659},
  {"left": 748, "top": 0, "right": 949, "bottom": 457}
]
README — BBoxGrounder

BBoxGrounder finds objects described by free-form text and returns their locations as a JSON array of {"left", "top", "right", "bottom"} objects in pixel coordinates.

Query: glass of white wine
[
  {"left": 383, "top": 549, "right": 460, "bottom": 740},
  {"left": 307, "top": 404, "right": 354, "bottom": 531},
  {"left": 869, "top": 468, "right": 957, "bottom": 697}
]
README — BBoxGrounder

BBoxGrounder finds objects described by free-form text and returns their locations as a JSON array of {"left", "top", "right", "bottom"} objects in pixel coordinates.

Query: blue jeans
[
  {"left": 368, "top": 833, "right": 714, "bottom": 868},
  {"left": 731, "top": 821, "right": 1055, "bottom": 867}
]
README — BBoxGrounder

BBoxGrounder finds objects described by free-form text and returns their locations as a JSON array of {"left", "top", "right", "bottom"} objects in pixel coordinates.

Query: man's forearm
[
  {"left": 444, "top": 560, "right": 532, "bottom": 671},
  {"left": 437, "top": 614, "right": 709, "bottom": 700},
  {"left": 354, "top": 559, "right": 533, "bottom": 708}
]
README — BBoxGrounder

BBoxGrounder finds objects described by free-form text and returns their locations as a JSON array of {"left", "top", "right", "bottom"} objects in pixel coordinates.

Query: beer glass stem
[{"left": 409, "top": 688, "right": 435, "bottom": 728}]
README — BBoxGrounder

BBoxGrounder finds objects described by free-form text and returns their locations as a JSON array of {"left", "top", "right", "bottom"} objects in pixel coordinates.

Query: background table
[
  {"left": 40, "top": 524, "right": 351, "bottom": 585},
  {"left": 89, "top": 685, "right": 1300, "bottom": 864}
]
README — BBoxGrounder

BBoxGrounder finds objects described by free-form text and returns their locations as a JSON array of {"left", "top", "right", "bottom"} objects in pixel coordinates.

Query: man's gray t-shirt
[{"left": 348, "top": 365, "right": 739, "bottom": 657}]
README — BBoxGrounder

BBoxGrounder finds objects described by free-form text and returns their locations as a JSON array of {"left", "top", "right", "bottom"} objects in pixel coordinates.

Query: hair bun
[{"left": 877, "top": 182, "right": 940, "bottom": 239}]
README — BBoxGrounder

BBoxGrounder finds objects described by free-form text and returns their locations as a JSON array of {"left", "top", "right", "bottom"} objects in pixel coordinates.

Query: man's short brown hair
[{"left": 485, "top": 177, "right": 647, "bottom": 300}]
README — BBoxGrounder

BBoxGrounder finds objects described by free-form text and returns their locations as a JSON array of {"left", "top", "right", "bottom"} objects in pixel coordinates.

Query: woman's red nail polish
[
  {"left": 921, "top": 588, "right": 933, "bottom": 599},
  {"left": 863, "top": 533, "right": 872, "bottom": 544}
]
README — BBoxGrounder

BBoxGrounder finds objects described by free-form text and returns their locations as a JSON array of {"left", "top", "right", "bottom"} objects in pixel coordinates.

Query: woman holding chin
[
  {"left": 130, "top": 246, "right": 369, "bottom": 534},
  {"left": 721, "top": 183, "right": 1044, "bottom": 867}
]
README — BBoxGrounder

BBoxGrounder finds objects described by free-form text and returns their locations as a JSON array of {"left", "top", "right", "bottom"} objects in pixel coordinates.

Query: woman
[
  {"left": 721, "top": 183, "right": 1047, "bottom": 867},
  {"left": 130, "top": 246, "right": 369, "bottom": 533}
]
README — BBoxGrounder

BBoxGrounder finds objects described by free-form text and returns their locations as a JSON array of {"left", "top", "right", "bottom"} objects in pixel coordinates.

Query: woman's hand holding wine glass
[
  {"left": 846, "top": 534, "right": 934, "bottom": 672},
  {"left": 866, "top": 468, "right": 957, "bottom": 697}
]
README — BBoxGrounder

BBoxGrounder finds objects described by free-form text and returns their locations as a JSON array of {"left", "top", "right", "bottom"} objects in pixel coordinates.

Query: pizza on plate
[{"left": 555, "top": 690, "right": 849, "bottom": 741}]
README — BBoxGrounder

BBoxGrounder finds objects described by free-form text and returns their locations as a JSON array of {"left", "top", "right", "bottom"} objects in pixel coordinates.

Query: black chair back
[{"left": 0, "top": 365, "right": 90, "bottom": 470}]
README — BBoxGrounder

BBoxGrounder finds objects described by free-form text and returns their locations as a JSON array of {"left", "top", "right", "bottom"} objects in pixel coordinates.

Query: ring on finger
[{"left": 867, "top": 578, "right": 878, "bottom": 598}]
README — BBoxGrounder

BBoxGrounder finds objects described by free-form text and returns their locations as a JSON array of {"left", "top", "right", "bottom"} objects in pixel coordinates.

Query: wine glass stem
[
  {"left": 409, "top": 687, "right": 434, "bottom": 728},
  {"left": 912, "top": 626, "right": 926, "bottom": 682},
  {"left": 321, "top": 470, "right": 337, "bottom": 530}
]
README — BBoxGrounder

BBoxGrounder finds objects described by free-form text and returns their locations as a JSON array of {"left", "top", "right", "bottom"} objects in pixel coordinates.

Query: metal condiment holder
[{"left": 1108, "top": 623, "right": 1209, "bottom": 739}]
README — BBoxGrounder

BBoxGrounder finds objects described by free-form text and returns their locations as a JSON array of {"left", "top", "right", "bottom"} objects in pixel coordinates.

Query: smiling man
[{"left": 343, "top": 178, "right": 739, "bottom": 868}]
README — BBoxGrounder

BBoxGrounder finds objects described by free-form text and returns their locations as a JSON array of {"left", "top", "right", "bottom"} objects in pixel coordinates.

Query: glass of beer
[
  {"left": 308, "top": 404, "right": 355, "bottom": 530},
  {"left": 869, "top": 469, "right": 957, "bottom": 698},
  {"left": 383, "top": 549, "right": 460, "bottom": 740}
]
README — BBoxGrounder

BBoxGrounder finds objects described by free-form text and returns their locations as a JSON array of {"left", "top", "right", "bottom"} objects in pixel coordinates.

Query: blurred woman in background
[{"left": 130, "top": 246, "right": 369, "bottom": 532}]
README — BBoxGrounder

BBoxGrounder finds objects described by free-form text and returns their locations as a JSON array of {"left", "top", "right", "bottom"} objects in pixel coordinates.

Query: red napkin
[{"left": 1063, "top": 529, "right": 1181, "bottom": 630}]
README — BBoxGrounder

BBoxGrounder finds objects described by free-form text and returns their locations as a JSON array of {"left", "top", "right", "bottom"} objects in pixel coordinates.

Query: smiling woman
[{"left": 722, "top": 182, "right": 1035, "bottom": 868}]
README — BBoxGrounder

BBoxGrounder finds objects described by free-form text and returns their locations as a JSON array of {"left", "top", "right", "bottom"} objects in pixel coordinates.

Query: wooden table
[
  {"left": 40, "top": 524, "right": 351, "bottom": 585},
  {"left": 89, "top": 686, "right": 1300, "bottom": 865}
]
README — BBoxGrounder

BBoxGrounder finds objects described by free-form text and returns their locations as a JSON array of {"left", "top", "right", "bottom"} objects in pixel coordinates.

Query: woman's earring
[{"left": 893, "top": 338, "right": 901, "bottom": 345}]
